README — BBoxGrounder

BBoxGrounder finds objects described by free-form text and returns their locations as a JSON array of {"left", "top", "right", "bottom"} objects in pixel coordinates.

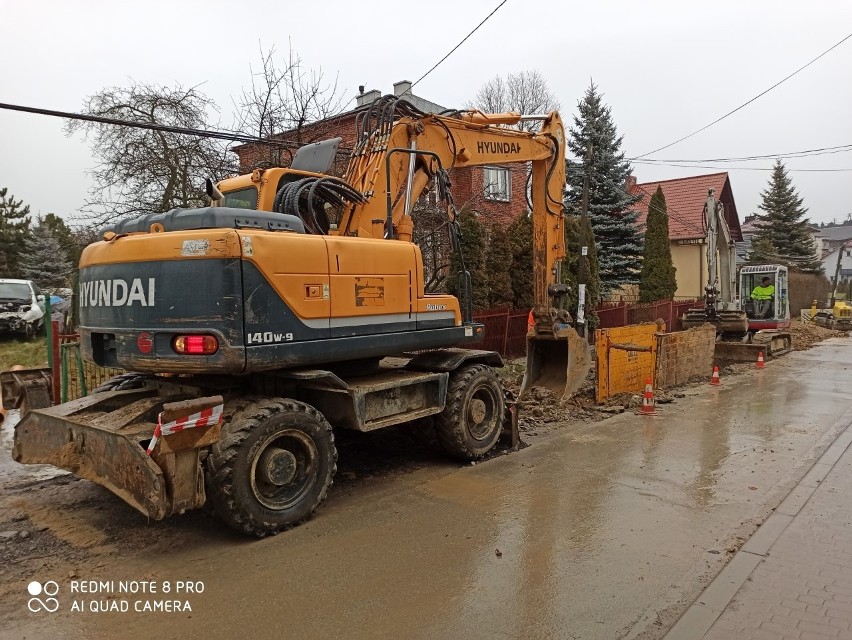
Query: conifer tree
[
  {"left": 507, "top": 212, "right": 534, "bottom": 310},
  {"left": 566, "top": 82, "right": 643, "bottom": 292},
  {"left": 751, "top": 160, "right": 822, "bottom": 272},
  {"left": 746, "top": 237, "right": 779, "bottom": 265},
  {"left": 21, "top": 222, "right": 73, "bottom": 290},
  {"left": 0, "top": 187, "right": 32, "bottom": 278},
  {"left": 446, "top": 209, "right": 489, "bottom": 311},
  {"left": 484, "top": 221, "right": 514, "bottom": 308},
  {"left": 639, "top": 187, "right": 677, "bottom": 302},
  {"left": 41, "top": 214, "right": 81, "bottom": 268}
]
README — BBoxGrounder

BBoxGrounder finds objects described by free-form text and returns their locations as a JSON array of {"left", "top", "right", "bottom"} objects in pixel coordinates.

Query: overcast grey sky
[{"left": 1, "top": 0, "right": 850, "bottom": 227}]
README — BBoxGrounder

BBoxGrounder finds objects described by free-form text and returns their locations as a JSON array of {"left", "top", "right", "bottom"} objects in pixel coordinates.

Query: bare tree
[
  {"left": 66, "top": 82, "right": 236, "bottom": 224},
  {"left": 234, "top": 44, "right": 347, "bottom": 169},
  {"left": 469, "top": 71, "right": 561, "bottom": 131}
]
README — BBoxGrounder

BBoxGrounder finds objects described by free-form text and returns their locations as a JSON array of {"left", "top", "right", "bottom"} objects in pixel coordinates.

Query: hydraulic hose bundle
[{"left": 272, "top": 177, "right": 365, "bottom": 235}]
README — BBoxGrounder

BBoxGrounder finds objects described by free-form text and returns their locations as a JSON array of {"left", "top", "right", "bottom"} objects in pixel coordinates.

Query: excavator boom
[{"left": 223, "top": 98, "right": 590, "bottom": 397}]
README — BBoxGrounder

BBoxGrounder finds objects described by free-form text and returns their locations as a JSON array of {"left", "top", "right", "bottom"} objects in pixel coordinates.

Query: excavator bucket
[{"left": 521, "top": 327, "right": 592, "bottom": 400}]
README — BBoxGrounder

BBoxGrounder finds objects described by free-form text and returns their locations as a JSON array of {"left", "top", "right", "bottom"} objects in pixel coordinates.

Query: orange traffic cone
[
  {"left": 757, "top": 352, "right": 765, "bottom": 369},
  {"left": 710, "top": 365, "right": 721, "bottom": 386},
  {"left": 640, "top": 378, "right": 657, "bottom": 415}
]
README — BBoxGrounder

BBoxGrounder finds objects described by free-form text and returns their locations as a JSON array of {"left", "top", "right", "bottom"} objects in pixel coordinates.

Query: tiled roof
[{"left": 630, "top": 172, "right": 742, "bottom": 242}]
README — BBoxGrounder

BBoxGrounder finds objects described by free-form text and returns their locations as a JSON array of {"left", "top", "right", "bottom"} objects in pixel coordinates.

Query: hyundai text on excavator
[
  {"left": 6, "top": 97, "right": 590, "bottom": 536},
  {"left": 681, "top": 189, "right": 791, "bottom": 360}
]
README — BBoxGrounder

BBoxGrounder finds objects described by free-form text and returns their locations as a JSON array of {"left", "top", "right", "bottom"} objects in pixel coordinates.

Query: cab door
[{"left": 776, "top": 268, "right": 789, "bottom": 320}]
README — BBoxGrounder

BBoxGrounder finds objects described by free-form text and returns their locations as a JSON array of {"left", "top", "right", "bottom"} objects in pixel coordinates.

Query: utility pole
[
  {"left": 576, "top": 143, "right": 593, "bottom": 338},
  {"left": 831, "top": 242, "right": 849, "bottom": 308}
]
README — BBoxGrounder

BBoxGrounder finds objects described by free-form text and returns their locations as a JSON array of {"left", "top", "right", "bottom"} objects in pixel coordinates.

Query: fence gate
[{"left": 595, "top": 324, "right": 658, "bottom": 403}]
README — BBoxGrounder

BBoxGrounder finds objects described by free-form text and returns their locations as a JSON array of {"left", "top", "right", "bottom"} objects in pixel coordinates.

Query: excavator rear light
[{"left": 173, "top": 335, "right": 219, "bottom": 355}]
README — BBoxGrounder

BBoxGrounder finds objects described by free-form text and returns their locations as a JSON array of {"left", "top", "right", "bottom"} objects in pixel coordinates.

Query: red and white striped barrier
[{"left": 146, "top": 404, "right": 223, "bottom": 456}]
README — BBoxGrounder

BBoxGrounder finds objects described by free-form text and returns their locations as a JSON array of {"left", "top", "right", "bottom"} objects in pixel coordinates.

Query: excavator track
[
  {"left": 752, "top": 330, "right": 792, "bottom": 358},
  {"left": 713, "top": 330, "right": 792, "bottom": 364}
]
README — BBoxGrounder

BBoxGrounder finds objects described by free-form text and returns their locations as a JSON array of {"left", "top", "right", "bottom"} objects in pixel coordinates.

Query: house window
[{"left": 483, "top": 167, "right": 511, "bottom": 201}]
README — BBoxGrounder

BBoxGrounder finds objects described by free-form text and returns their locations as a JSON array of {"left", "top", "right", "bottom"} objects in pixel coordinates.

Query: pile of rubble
[
  {"left": 788, "top": 319, "right": 847, "bottom": 351},
  {"left": 502, "top": 320, "right": 844, "bottom": 437}
]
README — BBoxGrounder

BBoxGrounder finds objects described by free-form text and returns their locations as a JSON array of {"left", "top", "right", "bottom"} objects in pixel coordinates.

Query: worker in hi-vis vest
[{"left": 751, "top": 276, "right": 775, "bottom": 318}]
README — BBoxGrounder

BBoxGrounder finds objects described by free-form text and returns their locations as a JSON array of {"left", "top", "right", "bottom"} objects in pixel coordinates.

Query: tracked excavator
[
  {"left": 681, "top": 189, "right": 791, "bottom": 361},
  {"left": 6, "top": 97, "right": 590, "bottom": 536}
]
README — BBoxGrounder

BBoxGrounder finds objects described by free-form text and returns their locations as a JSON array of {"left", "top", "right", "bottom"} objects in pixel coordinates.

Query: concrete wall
[{"left": 654, "top": 324, "right": 716, "bottom": 389}]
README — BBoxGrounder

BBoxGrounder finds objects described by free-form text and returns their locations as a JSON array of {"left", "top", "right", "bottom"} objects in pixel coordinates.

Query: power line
[
  {"left": 0, "top": 101, "right": 354, "bottom": 154},
  {"left": 633, "top": 161, "right": 852, "bottom": 172},
  {"left": 632, "top": 30, "right": 852, "bottom": 159},
  {"left": 408, "top": 0, "right": 509, "bottom": 92},
  {"left": 637, "top": 143, "right": 852, "bottom": 164}
]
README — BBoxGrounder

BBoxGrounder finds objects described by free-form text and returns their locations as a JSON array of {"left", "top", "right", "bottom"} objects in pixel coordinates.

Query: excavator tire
[
  {"left": 436, "top": 364, "right": 505, "bottom": 461},
  {"left": 205, "top": 397, "right": 337, "bottom": 537},
  {"left": 90, "top": 372, "right": 152, "bottom": 394}
]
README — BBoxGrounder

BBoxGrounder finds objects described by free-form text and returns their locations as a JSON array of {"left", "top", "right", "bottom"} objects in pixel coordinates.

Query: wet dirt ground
[{"left": 2, "top": 337, "right": 851, "bottom": 640}]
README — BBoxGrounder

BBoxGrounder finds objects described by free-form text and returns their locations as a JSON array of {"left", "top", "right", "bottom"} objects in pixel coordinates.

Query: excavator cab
[{"left": 740, "top": 265, "right": 789, "bottom": 328}]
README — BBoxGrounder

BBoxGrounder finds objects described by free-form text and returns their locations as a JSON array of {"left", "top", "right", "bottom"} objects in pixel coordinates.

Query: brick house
[
  {"left": 232, "top": 81, "right": 528, "bottom": 226},
  {"left": 628, "top": 172, "right": 744, "bottom": 298}
]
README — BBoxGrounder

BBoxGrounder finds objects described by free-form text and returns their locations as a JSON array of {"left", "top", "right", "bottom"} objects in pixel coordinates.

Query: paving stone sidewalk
[{"left": 666, "top": 419, "right": 852, "bottom": 640}]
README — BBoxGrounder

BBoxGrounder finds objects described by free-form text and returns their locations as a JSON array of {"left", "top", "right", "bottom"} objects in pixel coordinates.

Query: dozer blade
[
  {"left": 521, "top": 326, "right": 592, "bottom": 400},
  {"left": 682, "top": 310, "right": 749, "bottom": 334},
  {"left": 12, "top": 390, "right": 222, "bottom": 520}
]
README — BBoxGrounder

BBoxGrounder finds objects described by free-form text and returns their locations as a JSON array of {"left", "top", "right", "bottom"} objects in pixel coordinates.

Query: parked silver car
[{"left": 0, "top": 279, "right": 45, "bottom": 339}]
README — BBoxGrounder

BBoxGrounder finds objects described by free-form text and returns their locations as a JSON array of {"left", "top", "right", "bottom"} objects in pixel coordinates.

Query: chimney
[
  {"left": 393, "top": 80, "right": 412, "bottom": 97},
  {"left": 625, "top": 175, "right": 637, "bottom": 191},
  {"left": 356, "top": 88, "right": 381, "bottom": 107}
]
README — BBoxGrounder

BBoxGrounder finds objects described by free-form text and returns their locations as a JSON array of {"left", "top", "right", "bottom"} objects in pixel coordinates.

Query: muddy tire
[
  {"left": 90, "top": 372, "right": 151, "bottom": 393},
  {"left": 435, "top": 364, "right": 505, "bottom": 460},
  {"left": 205, "top": 397, "right": 337, "bottom": 537}
]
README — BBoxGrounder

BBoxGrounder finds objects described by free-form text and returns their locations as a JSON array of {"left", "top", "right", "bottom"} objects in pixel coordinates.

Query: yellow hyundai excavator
[{"left": 7, "top": 97, "right": 590, "bottom": 536}]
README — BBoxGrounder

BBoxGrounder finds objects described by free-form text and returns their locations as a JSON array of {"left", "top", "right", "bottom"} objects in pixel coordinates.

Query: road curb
[{"left": 663, "top": 404, "right": 852, "bottom": 640}]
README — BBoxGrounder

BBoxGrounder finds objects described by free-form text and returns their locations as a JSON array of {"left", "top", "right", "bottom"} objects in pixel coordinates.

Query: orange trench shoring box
[{"left": 595, "top": 324, "right": 658, "bottom": 403}]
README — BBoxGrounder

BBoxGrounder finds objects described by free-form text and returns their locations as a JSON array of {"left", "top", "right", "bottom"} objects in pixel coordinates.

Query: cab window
[{"left": 222, "top": 187, "right": 258, "bottom": 210}]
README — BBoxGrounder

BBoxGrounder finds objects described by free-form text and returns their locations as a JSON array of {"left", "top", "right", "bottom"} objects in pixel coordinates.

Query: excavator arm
[
  {"left": 339, "top": 111, "right": 567, "bottom": 329},
  {"left": 218, "top": 98, "right": 590, "bottom": 398},
  {"left": 335, "top": 108, "right": 587, "bottom": 397}
]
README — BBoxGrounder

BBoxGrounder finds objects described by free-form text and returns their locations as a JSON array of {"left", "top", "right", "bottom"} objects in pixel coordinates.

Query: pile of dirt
[{"left": 788, "top": 319, "right": 847, "bottom": 351}]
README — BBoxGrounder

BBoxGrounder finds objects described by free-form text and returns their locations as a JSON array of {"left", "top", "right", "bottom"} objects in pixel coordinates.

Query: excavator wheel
[
  {"left": 205, "top": 397, "right": 337, "bottom": 537},
  {"left": 436, "top": 364, "right": 505, "bottom": 460}
]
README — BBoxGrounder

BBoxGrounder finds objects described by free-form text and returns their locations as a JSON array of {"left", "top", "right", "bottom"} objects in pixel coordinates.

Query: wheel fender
[{"left": 405, "top": 348, "right": 504, "bottom": 373}]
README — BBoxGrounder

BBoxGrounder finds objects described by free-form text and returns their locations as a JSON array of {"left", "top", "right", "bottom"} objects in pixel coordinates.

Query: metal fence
[
  {"left": 471, "top": 308, "right": 529, "bottom": 358},
  {"left": 58, "top": 335, "right": 123, "bottom": 402},
  {"left": 596, "top": 299, "right": 699, "bottom": 332},
  {"left": 472, "top": 298, "right": 701, "bottom": 359}
]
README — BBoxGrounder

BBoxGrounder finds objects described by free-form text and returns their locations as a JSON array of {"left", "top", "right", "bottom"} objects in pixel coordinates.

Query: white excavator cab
[{"left": 739, "top": 265, "right": 790, "bottom": 328}]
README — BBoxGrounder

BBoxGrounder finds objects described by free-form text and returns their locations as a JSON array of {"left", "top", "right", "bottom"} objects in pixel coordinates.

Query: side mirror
[{"left": 36, "top": 294, "right": 45, "bottom": 303}]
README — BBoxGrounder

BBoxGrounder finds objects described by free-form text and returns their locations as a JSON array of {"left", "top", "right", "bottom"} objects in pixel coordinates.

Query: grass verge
[{"left": 0, "top": 337, "right": 49, "bottom": 372}]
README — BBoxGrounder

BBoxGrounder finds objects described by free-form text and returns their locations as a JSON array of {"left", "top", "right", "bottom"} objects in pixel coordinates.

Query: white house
[{"left": 822, "top": 241, "right": 852, "bottom": 283}]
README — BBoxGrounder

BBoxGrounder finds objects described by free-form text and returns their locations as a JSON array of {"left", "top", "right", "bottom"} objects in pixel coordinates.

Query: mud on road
[
  {"left": 1, "top": 329, "right": 849, "bottom": 639},
  {"left": 0, "top": 369, "right": 667, "bottom": 618}
]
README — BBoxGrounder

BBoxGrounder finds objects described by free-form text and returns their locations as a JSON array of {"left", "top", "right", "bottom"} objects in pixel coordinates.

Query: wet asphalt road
[{"left": 3, "top": 337, "right": 852, "bottom": 640}]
